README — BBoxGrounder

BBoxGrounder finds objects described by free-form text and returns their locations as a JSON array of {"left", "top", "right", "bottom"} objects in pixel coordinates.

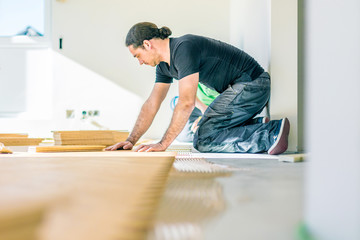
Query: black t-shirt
[{"left": 156, "top": 34, "right": 264, "bottom": 93}]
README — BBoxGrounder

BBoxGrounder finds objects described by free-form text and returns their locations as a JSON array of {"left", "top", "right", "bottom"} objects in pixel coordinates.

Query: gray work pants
[{"left": 193, "top": 72, "right": 280, "bottom": 153}]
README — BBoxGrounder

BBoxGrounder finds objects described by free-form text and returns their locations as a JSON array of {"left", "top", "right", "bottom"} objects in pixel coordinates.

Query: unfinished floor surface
[{"left": 148, "top": 145, "right": 304, "bottom": 240}]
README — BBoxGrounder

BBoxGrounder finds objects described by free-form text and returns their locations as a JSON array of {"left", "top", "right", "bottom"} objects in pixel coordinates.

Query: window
[{"left": 0, "top": 0, "right": 50, "bottom": 47}]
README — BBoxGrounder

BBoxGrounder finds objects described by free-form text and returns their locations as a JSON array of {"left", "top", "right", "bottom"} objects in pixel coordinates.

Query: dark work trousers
[
  {"left": 176, "top": 108, "right": 202, "bottom": 142},
  {"left": 193, "top": 72, "right": 280, "bottom": 153}
]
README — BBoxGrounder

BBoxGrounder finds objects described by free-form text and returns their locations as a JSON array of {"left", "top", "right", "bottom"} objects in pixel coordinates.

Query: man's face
[{"left": 128, "top": 43, "right": 159, "bottom": 67}]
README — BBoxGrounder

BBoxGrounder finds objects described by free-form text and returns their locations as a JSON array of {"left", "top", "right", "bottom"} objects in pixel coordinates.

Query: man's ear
[{"left": 143, "top": 40, "right": 151, "bottom": 50}]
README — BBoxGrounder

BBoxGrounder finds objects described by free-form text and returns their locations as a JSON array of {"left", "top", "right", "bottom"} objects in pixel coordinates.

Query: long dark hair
[{"left": 125, "top": 22, "right": 172, "bottom": 48}]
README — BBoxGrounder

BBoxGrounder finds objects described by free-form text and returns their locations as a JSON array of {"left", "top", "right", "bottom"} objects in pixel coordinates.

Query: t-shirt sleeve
[
  {"left": 155, "top": 64, "right": 173, "bottom": 84},
  {"left": 174, "top": 41, "right": 201, "bottom": 80}
]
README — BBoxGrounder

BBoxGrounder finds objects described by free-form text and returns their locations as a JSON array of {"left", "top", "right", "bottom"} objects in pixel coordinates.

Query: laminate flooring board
[
  {"left": 36, "top": 145, "right": 106, "bottom": 153},
  {"left": 0, "top": 138, "right": 43, "bottom": 146},
  {"left": 0, "top": 133, "right": 28, "bottom": 138},
  {"left": 0, "top": 152, "right": 175, "bottom": 240},
  {"left": 53, "top": 130, "right": 129, "bottom": 146}
]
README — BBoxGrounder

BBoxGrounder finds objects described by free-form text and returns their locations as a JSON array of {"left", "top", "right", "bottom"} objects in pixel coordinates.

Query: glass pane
[{"left": 0, "top": 0, "right": 44, "bottom": 37}]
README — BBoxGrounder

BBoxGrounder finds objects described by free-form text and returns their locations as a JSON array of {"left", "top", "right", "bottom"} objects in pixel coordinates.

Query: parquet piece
[
  {"left": 53, "top": 130, "right": 129, "bottom": 146},
  {"left": 0, "top": 133, "right": 28, "bottom": 138},
  {"left": 278, "top": 153, "right": 306, "bottom": 162},
  {"left": 0, "top": 138, "right": 43, "bottom": 146},
  {"left": 36, "top": 145, "right": 106, "bottom": 153}
]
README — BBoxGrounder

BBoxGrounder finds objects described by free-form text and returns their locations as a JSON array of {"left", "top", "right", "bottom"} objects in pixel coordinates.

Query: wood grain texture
[
  {"left": 0, "top": 133, "right": 28, "bottom": 138},
  {"left": 0, "top": 138, "right": 43, "bottom": 146},
  {"left": 0, "top": 152, "right": 175, "bottom": 240},
  {"left": 36, "top": 145, "right": 106, "bottom": 153},
  {"left": 53, "top": 130, "right": 129, "bottom": 146}
]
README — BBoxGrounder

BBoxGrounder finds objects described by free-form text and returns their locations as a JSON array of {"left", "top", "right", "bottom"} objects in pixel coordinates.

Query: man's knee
[{"left": 193, "top": 137, "right": 209, "bottom": 153}]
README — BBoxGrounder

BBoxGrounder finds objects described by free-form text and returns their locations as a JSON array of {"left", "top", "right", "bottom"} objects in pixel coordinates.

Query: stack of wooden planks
[
  {"left": 0, "top": 151, "right": 176, "bottom": 240},
  {"left": 53, "top": 130, "right": 129, "bottom": 146},
  {"left": 0, "top": 133, "right": 43, "bottom": 147}
]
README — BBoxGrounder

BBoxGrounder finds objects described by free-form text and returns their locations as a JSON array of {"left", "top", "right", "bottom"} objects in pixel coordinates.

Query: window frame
[{"left": 0, "top": 0, "right": 51, "bottom": 48}]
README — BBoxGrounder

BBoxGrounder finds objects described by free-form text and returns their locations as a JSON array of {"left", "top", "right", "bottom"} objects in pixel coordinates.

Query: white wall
[
  {"left": 51, "top": 52, "right": 142, "bottom": 133},
  {"left": 229, "top": 0, "right": 270, "bottom": 71},
  {"left": 305, "top": 0, "right": 360, "bottom": 239},
  {"left": 271, "top": 0, "right": 299, "bottom": 152}
]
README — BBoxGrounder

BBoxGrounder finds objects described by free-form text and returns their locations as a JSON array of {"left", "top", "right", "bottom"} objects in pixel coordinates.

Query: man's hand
[
  {"left": 134, "top": 142, "right": 167, "bottom": 152},
  {"left": 105, "top": 141, "right": 134, "bottom": 151}
]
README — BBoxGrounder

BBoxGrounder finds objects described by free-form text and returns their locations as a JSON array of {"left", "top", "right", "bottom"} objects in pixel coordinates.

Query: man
[{"left": 106, "top": 22, "right": 289, "bottom": 154}]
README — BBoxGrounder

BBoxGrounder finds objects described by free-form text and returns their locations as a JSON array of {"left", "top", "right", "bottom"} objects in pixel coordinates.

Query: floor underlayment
[
  {"left": 0, "top": 143, "right": 304, "bottom": 240},
  {"left": 148, "top": 143, "right": 305, "bottom": 240}
]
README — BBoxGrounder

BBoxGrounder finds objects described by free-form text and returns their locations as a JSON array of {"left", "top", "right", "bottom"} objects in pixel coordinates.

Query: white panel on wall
[
  {"left": 0, "top": 49, "right": 27, "bottom": 116},
  {"left": 0, "top": 48, "right": 54, "bottom": 136},
  {"left": 305, "top": 0, "right": 360, "bottom": 239}
]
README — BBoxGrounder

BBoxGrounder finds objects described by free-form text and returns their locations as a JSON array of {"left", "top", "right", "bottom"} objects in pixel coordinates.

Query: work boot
[{"left": 268, "top": 118, "right": 290, "bottom": 155}]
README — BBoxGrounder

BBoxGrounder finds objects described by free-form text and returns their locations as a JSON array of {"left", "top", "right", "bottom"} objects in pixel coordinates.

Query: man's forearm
[
  {"left": 127, "top": 100, "right": 159, "bottom": 144},
  {"left": 160, "top": 102, "right": 195, "bottom": 148}
]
